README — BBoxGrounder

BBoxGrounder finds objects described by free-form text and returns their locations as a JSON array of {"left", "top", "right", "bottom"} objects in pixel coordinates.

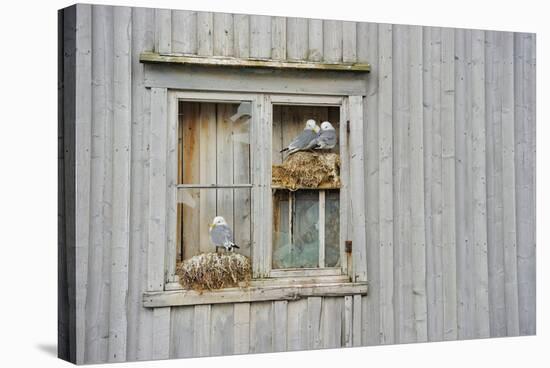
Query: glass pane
[
  {"left": 179, "top": 101, "right": 251, "bottom": 185},
  {"left": 325, "top": 190, "right": 340, "bottom": 267},
  {"left": 272, "top": 105, "right": 340, "bottom": 165},
  {"left": 272, "top": 190, "right": 319, "bottom": 269},
  {"left": 177, "top": 187, "right": 251, "bottom": 261}
]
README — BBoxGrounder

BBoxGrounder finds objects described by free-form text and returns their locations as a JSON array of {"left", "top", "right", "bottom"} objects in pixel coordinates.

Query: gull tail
[{"left": 280, "top": 147, "right": 289, "bottom": 153}]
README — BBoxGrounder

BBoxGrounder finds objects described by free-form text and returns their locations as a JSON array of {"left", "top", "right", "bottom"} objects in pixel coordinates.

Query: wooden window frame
[
  {"left": 261, "top": 94, "right": 349, "bottom": 279},
  {"left": 142, "top": 63, "right": 368, "bottom": 307}
]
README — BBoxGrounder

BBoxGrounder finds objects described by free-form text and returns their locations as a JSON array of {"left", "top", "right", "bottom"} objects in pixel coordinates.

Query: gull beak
[
  {"left": 314, "top": 126, "right": 320, "bottom": 133},
  {"left": 209, "top": 223, "right": 215, "bottom": 230}
]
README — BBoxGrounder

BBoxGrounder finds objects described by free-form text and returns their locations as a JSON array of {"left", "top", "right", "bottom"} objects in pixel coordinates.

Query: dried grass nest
[
  {"left": 272, "top": 151, "right": 341, "bottom": 190},
  {"left": 176, "top": 252, "right": 251, "bottom": 291}
]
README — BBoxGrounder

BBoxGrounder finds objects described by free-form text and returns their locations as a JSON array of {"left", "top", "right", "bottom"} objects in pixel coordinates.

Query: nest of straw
[
  {"left": 272, "top": 151, "right": 341, "bottom": 190},
  {"left": 176, "top": 252, "right": 251, "bottom": 291}
]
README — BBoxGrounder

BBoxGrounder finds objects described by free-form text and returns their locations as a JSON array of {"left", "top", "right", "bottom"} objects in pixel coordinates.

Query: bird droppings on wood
[
  {"left": 176, "top": 252, "right": 251, "bottom": 291},
  {"left": 272, "top": 151, "right": 341, "bottom": 190}
]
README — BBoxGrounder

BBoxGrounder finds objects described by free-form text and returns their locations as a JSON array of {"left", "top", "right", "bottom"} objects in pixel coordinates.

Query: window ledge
[{"left": 143, "top": 281, "right": 368, "bottom": 308}]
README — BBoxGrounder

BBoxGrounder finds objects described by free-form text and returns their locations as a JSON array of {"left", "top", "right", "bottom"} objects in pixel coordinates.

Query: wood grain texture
[
  {"left": 127, "top": 6, "right": 154, "bottom": 362},
  {"left": 378, "top": 23, "right": 394, "bottom": 345},
  {"left": 67, "top": 7, "right": 537, "bottom": 362},
  {"left": 172, "top": 10, "right": 196, "bottom": 54},
  {"left": 514, "top": 32, "right": 536, "bottom": 336},
  {"left": 74, "top": 4, "right": 92, "bottom": 364},
  {"left": 155, "top": 9, "right": 171, "bottom": 53},
  {"left": 287, "top": 18, "right": 308, "bottom": 60},
  {"left": 440, "top": 27, "right": 458, "bottom": 341},
  {"left": 107, "top": 6, "right": 132, "bottom": 362}
]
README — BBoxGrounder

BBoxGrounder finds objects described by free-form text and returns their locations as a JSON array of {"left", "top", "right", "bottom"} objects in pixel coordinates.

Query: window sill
[{"left": 143, "top": 278, "right": 368, "bottom": 308}]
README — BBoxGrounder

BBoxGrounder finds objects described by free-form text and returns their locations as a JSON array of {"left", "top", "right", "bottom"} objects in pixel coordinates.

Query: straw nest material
[
  {"left": 272, "top": 151, "right": 341, "bottom": 190},
  {"left": 176, "top": 252, "right": 251, "bottom": 291}
]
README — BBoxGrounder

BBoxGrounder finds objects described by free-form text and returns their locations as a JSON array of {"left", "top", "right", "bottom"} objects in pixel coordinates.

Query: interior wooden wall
[{"left": 60, "top": 4, "right": 536, "bottom": 364}]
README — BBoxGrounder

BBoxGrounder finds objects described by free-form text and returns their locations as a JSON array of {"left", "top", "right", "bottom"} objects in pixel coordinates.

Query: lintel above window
[{"left": 140, "top": 52, "right": 371, "bottom": 73}]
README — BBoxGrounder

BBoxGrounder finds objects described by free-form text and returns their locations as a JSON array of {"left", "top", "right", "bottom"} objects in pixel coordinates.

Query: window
[
  {"left": 176, "top": 100, "right": 252, "bottom": 262},
  {"left": 154, "top": 90, "right": 367, "bottom": 300},
  {"left": 271, "top": 104, "right": 342, "bottom": 273}
]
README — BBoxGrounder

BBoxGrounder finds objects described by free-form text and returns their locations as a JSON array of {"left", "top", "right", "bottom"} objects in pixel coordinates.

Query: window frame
[
  {"left": 164, "top": 91, "right": 357, "bottom": 287},
  {"left": 262, "top": 94, "right": 350, "bottom": 279},
  {"left": 144, "top": 85, "right": 367, "bottom": 306}
]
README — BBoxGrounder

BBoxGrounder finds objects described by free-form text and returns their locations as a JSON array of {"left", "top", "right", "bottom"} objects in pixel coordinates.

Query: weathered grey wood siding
[{"left": 59, "top": 4, "right": 536, "bottom": 364}]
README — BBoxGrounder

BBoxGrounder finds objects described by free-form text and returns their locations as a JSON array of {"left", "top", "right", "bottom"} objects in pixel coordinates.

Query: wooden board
[{"left": 144, "top": 282, "right": 368, "bottom": 307}]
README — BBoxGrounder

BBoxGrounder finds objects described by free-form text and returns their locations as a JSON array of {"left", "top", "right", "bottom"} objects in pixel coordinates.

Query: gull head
[
  {"left": 305, "top": 119, "right": 319, "bottom": 132},
  {"left": 320, "top": 121, "right": 335, "bottom": 131},
  {"left": 210, "top": 216, "right": 227, "bottom": 229}
]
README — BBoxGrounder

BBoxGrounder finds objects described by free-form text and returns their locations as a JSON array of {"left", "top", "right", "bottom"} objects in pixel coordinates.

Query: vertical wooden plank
[
  {"left": 343, "top": 296, "right": 353, "bottom": 347},
  {"left": 393, "top": 24, "right": 414, "bottom": 344},
  {"left": 409, "top": 25, "right": 428, "bottom": 343},
  {"left": 423, "top": 26, "right": 444, "bottom": 341},
  {"left": 271, "top": 17, "right": 286, "bottom": 60},
  {"left": 352, "top": 295, "right": 362, "bottom": 346},
  {"left": 501, "top": 32, "right": 520, "bottom": 336},
  {"left": 199, "top": 104, "right": 217, "bottom": 253},
  {"left": 455, "top": 28, "right": 473, "bottom": 340},
  {"left": 233, "top": 104, "right": 252, "bottom": 258},
  {"left": 272, "top": 106, "right": 283, "bottom": 165},
  {"left": 107, "top": 6, "right": 132, "bottom": 362},
  {"left": 181, "top": 102, "right": 201, "bottom": 258},
  {"left": 213, "top": 13, "right": 234, "bottom": 56},
  {"left": 73, "top": 4, "right": 92, "bottom": 364},
  {"left": 287, "top": 18, "right": 308, "bottom": 60},
  {"left": 233, "top": 14, "right": 250, "bottom": 58},
  {"left": 250, "top": 302, "right": 273, "bottom": 353},
  {"left": 287, "top": 299, "right": 308, "bottom": 351},
  {"left": 197, "top": 12, "right": 214, "bottom": 56},
  {"left": 378, "top": 23, "right": 394, "bottom": 345},
  {"left": 210, "top": 304, "right": 235, "bottom": 356},
  {"left": 323, "top": 20, "right": 343, "bottom": 63},
  {"left": 349, "top": 96, "right": 367, "bottom": 282},
  {"left": 339, "top": 101, "right": 350, "bottom": 276},
  {"left": 342, "top": 21, "right": 357, "bottom": 63},
  {"left": 86, "top": 5, "right": 114, "bottom": 363},
  {"left": 514, "top": 32, "right": 536, "bottom": 336},
  {"left": 440, "top": 27, "right": 458, "bottom": 341},
  {"left": 308, "top": 19, "right": 323, "bottom": 61},
  {"left": 250, "top": 15, "right": 271, "bottom": 59},
  {"left": 155, "top": 9, "right": 171, "bottom": 53},
  {"left": 148, "top": 87, "right": 168, "bottom": 291},
  {"left": 169, "top": 306, "right": 194, "bottom": 358},
  {"left": 321, "top": 297, "right": 342, "bottom": 348},
  {"left": 152, "top": 307, "right": 171, "bottom": 359},
  {"left": 216, "top": 104, "right": 235, "bottom": 233},
  {"left": 251, "top": 95, "right": 271, "bottom": 277},
  {"left": 127, "top": 6, "right": 155, "bottom": 362},
  {"left": 360, "top": 22, "right": 380, "bottom": 346},
  {"left": 194, "top": 305, "right": 211, "bottom": 357},
  {"left": 273, "top": 301, "right": 288, "bottom": 352},
  {"left": 58, "top": 7, "right": 70, "bottom": 361},
  {"left": 485, "top": 30, "right": 506, "bottom": 337},
  {"left": 171, "top": 10, "right": 197, "bottom": 54},
  {"left": 472, "top": 29, "right": 490, "bottom": 339},
  {"left": 307, "top": 297, "right": 322, "bottom": 349},
  {"left": 165, "top": 93, "right": 178, "bottom": 279},
  {"left": 234, "top": 303, "right": 251, "bottom": 354}
]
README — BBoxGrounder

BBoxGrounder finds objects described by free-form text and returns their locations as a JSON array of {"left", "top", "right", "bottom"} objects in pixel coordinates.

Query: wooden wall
[{"left": 60, "top": 4, "right": 536, "bottom": 364}]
